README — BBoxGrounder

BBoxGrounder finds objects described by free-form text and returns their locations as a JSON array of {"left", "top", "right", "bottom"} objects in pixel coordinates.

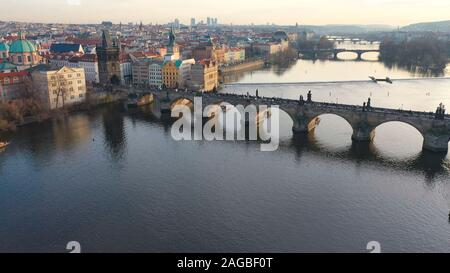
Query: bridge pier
[
  {"left": 292, "top": 116, "right": 321, "bottom": 134},
  {"left": 333, "top": 52, "right": 338, "bottom": 60},
  {"left": 159, "top": 102, "right": 171, "bottom": 114},
  {"left": 351, "top": 123, "right": 375, "bottom": 142},
  {"left": 356, "top": 52, "right": 363, "bottom": 61},
  {"left": 423, "top": 131, "right": 450, "bottom": 153}
]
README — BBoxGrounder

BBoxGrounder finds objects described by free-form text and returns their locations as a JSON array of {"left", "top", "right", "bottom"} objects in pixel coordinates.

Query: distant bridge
[
  {"left": 298, "top": 48, "right": 380, "bottom": 61},
  {"left": 118, "top": 88, "right": 450, "bottom": 153}
]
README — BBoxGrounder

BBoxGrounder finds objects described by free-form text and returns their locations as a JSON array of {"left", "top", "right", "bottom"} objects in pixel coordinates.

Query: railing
[{"left": 120, "top": 87, "right": 450, "bottom": 120}]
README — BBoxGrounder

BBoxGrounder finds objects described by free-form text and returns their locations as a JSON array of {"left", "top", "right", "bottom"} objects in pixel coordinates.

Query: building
[
  {"left": 188, "top": 59, "right": 218, "bottom": 92},
  {"left": 252, "top": 40, "right": 289, "bottom": 56},
  {"left": 192, "top": 37, "right": 215, "bottom": 61},
  {"left": 68, "top": 54, "right": 99, "bottom": 83},
  {"left": 162, "top": 60, "right": 181, "bottom": 89},
  {"left": 8, "top": 33, "right": 41, "bottom": 69},
  {"left": 178, "top": 59, "right": 196, "bottom": 88},
  {"left": 190, "top": 18, "right": 196, "bottom": 27},
  {"left": 0, "top": 62, "right": 28, "bottom": 102},
  {"left": 119, "top": 53, "right": 132, "bottom": 85},
  {"left": 0, "top": 43, "right": 9, "bottom": 59},
  {"left": 49, "top": 53, "right": 74, "bottom": 69},
  {"left": 31, "top": 66, "right": 87, "bottom": 110},
  {"left": 149, "top": 61, "right": 163, "bottom": 88},
  {"left": 50, "top": 43, "right": 84, "bottom": 54},
  {"left": 49, "top": 53, "right": 99, "bottom": 83},
  {"left": 132, "top": 58, "right": 152, "bottom": 86},
  {"left": 97, "top": 30, "right": 121, "bottom": 85},
  {"left": 224, "top": 47, "right": 246, "bottom": 64}
]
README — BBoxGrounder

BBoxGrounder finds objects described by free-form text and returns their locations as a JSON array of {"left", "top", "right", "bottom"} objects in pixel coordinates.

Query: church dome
[
  {"left": 0, "top": 42, "right": 9, "bottom": 52},
  {"left": 9, "top": 38, "right": 36, "bottom": 54}
]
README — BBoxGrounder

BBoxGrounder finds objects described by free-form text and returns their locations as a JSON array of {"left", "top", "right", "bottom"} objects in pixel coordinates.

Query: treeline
[
  {"left": 379, "top": 35, "right": 450, "bottom": 70},
  {"left": 295, "top": 36, "right": 335, "bottom": 51},
  {"left": 268, "top": 48, "right": 299, "bottom": 66},
  {"left": 0, "top": 98, "right": 48, "bottom": 131}
]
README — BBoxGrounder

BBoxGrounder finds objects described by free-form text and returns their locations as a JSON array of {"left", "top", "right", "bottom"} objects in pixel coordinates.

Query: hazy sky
[{"left": 1, "top": 0, "right": 450, "bottom": 26}]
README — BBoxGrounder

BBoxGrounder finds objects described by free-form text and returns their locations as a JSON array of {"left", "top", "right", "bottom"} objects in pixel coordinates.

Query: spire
[
  {"left": 102, "top": 29, "right": 112, "bottom": 48},
  {"left": 168, "top": 27, "right": 176, "bottom": 48}
]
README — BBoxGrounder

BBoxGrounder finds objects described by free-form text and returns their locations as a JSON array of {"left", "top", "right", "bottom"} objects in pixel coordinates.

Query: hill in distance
[{"left": 401, "top": 20, "right": 450, "bottom": 32}]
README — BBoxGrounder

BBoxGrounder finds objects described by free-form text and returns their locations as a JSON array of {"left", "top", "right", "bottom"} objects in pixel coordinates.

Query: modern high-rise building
[
  {"left": 207, "top": 17, "right": 211, "bottom": 26},
  {"left": 97, "top": 30, "right": 121, "bottom": 85},
  {"left": 190, "top": 18, "right": 196, "bottom": 27}
]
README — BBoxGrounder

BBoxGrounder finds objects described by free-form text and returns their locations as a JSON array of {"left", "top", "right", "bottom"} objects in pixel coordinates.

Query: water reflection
[
  {"left": 126, "top": 105, "right": 450, "bottom": 179},
  {"left": 1, "top": 104, "right": 450, "bottom": 252},
  {"left": 221, "top": 58, "right": 449, "bottom": 85},
  {"left": 289, "top": 131, "right": 449, "bottom": 179},
  {"left": 101, "top": 105, "right": 127, "bottom": 162}
]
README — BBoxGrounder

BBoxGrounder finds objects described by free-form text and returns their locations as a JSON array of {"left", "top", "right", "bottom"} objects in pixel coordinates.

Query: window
[
  {"left": 79, "top": 94, "right": 84, "bottom": 98},
  {"left": 71, "top": 95, "right": 75, "bottom": 100},
  {"left": 17, "top": 56, "right": 22, "bottom": 63},
  {"left": 27, "top": 56, "right": 31, "bottom": 62}
]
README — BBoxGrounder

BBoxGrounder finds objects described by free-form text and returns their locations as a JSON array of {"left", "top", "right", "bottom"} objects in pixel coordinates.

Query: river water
[{"left": 1, "top": 56, "right": 450, "bottom": 253}]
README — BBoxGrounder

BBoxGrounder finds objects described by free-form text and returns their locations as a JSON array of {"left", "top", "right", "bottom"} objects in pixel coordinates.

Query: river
[{"left": 0, "top": 56, "right": 450, "bottom": 253}]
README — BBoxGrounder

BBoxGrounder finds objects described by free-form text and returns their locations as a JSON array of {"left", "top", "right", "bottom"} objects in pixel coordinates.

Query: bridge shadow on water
[
  {"left": 127, "top": 105, "right": 450, "bottom": 182},
  {"left": 289, "top": 133, "right": 449, "bottom": 182}
]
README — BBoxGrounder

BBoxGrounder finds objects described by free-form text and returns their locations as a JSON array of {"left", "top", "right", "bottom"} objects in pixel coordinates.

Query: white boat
[{"left": 0, "top": 142, "right": 9, "bottom": 149}]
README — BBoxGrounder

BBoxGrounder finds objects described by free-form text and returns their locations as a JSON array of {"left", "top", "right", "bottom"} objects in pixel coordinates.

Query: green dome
[
  {"left": 0, "top": 43, "right": 9, "bottom": 52},
  {"left": 9, "top": 39, "right": 36, "bottom": 54}
]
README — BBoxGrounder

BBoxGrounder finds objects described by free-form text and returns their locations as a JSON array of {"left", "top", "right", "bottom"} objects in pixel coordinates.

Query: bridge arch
[
  {"left": 170, "top": 97, "right": 194, "bottom": 110},
  {"left": 370, "top": 121, "right": 426, "bottom": 157},
  {"left": 360, "top": 51, "right": 380, "bottom": 61},
  {"left": 371, "top": 119, "right": 426, "bottom": 138},
  {"left": 335, "top": 51, "right": 358, "bottom": 60},
  {"left": 308, "top": 112, "right": 355, "bottom": 131}
]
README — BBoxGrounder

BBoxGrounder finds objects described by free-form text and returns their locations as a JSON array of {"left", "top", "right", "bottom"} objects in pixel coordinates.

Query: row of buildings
[
  {"left": 0, "top": 33, "right": 87, "bottom": 110},
  {"left": 100, "top": 28, "right": 220, "bottom": 92},
  {"left": 1, "top": 21, "right": 295, "bottom": 110}
]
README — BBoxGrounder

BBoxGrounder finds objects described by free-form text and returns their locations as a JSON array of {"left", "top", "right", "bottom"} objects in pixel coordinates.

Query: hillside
[{"left": 401, "top": 20, "right": 450, "bottom": 32}]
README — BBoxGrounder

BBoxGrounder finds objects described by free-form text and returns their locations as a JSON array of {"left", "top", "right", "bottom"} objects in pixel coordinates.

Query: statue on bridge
[
  {"left": 362, "top": 98, "right": 372, "bottom": 112},
  {"left": 307, "top": 90, "right": 312, "bottom": 103},
  {"left": 435, "top": 103, "right": 446, "bottom": 120},
  {"left": 256, "top": 89, "right": 259, "bottom": 98},
  {"left": 299, "top": 95, "right": 305, "bottom": 105}
]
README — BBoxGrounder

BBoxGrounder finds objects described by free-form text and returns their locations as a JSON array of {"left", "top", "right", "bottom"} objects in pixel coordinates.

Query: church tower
[
  {"left": 97, "top": 30, "right": 121, "bottom": 85},
  {"left": 164, "top": 28, "right": 180, "bottom": 61}
]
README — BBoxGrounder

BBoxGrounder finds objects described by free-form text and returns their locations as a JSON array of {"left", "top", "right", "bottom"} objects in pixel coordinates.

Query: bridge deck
[{"left": 147, "top": 89, "right": 449, "bottom": 121}]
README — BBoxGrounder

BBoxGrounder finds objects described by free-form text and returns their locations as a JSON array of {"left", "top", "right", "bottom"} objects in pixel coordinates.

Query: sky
[{"left": 1, "top": 0, "right": 450, "bottom": 26}]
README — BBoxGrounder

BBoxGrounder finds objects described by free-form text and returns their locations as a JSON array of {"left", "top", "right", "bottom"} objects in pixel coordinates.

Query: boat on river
[
  {"left": 0, "top": 141, "right": 9, "bottom": 150},
  {"left": 369, "top": 76, "right": 393, "bottom": 84}
]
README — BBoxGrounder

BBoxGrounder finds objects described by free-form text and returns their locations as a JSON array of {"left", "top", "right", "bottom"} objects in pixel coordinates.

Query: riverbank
[
  {"left": 219, "top": 59, "right": 265, "bottom": 75},
  {"left": 0, "top": 89, "right": 126, "bottom": 133}
]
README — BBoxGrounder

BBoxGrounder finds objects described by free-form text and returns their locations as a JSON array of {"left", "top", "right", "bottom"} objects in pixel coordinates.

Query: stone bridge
[
  {"left": 125, "top": 88, "right": 450, "bottom": 153},
  {"left": 298, "top": 48, "right": 380, "bottom": 60}
]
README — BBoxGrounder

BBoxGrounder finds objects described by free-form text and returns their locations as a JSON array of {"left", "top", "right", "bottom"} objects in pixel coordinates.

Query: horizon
[{"left": 1, "top": 0, "right": 450, "bottom": 27}]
